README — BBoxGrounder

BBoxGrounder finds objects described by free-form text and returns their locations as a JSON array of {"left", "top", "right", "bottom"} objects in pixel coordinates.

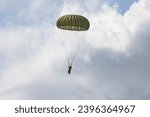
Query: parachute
[
  {"left": 57, "top": 14, "right": 90, "bottom": 31},
  {"left": 56, "top": 14, "right": 90, "bottom": 74}
]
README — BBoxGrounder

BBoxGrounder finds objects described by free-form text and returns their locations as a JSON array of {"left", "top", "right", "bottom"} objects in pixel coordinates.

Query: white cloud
[
  {"left": 86, "top": 4, "right": 131, "bottom": 52},
  {"left": 124, "top": 0, "right": 150, "bottom": 33},
  {"left": 0, "top": 0, "right": 150, "bottom": 99},
  {"left": 0, "top": 25, "right": 60, "bottom": 94}
]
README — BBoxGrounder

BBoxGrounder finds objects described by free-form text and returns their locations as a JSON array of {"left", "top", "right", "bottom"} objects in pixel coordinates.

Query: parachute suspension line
[
  {"left": 60, "top": 38, "right": 70, "bottom": 66},
  {"left": 59, "top": 36, "right": 86, "bottom": 66},
  {"left": 71, "top": 37, "right": 86, "bottom": 65}
]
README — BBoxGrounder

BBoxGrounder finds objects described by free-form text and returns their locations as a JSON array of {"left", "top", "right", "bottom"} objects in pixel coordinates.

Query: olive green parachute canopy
[{"left": 56, "top": 14, "right": 90, "bottom": 31}]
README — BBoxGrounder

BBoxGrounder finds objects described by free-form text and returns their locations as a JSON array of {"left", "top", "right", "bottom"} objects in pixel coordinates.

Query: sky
[{"left": 0, "top": 0, "right": 150, "bottom": 100}]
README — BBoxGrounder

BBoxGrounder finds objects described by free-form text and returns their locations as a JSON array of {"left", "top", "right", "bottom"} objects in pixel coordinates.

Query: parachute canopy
[{"left": 56, "top": 14, "right": 90, "bottom": 31}]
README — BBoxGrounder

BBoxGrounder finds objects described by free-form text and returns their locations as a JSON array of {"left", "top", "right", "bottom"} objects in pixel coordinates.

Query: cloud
[{"left": 0, "top": 0, "right": 150, "bottom": 99}]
